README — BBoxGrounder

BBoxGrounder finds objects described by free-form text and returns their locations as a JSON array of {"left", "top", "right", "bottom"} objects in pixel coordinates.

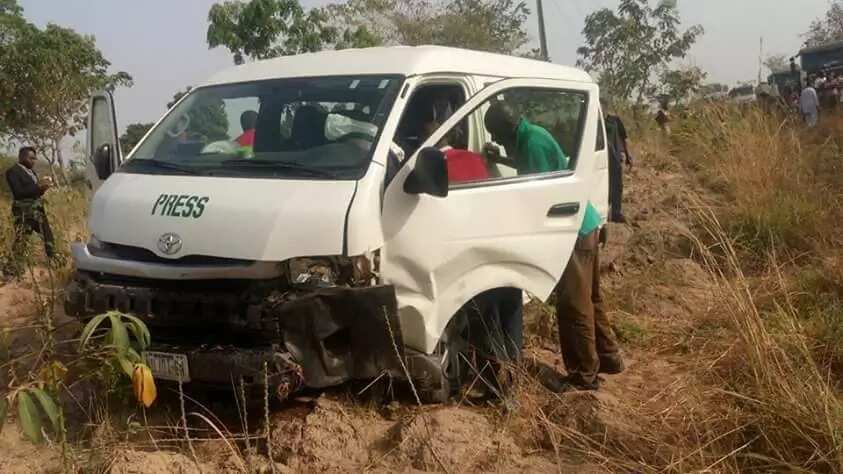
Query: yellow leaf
[{"left": 131, "top": 364, "right": 157, "bottom": 408}]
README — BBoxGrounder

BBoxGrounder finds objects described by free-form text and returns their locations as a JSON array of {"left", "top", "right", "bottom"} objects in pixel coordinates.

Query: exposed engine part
[{"left": 285, "top": 253, "right": 378, "bottom": 288}]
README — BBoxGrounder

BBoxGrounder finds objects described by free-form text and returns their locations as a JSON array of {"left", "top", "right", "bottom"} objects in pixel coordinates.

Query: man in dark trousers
[
  {"left": 601, "top": 98, "right": 633, "bottom": 223},
  {"left": 6, "top": 146, "right": 56, "bottom": 275}
]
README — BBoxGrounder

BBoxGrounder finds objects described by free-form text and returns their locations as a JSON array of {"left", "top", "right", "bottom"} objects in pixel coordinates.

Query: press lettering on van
[
  {"left": 193, "top": 197, "right": 210, "bottom": 218},
  {"left": 151, "top": 194, "right": 210, "bottom": 218},
  {"left": 170, "top": 195, "right": 188, "bottom": 216},
  {"left": 183, "top": 196, "right": 198, "bottom": 217}
]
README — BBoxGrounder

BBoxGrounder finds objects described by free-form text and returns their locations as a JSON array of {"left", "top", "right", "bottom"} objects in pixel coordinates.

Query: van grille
[{"left": 89, "top": 242, "right": 253, "bottom": 267}]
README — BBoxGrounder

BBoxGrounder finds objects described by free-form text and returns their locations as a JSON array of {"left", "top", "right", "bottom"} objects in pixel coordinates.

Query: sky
[{"left": 18, "top": 0, "right": 831, "bottom": 137}]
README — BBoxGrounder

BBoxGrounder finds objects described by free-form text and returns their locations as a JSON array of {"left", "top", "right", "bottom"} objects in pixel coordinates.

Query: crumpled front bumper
[{"left": 65, "top": 272, "right": 406, "bottom": 390}]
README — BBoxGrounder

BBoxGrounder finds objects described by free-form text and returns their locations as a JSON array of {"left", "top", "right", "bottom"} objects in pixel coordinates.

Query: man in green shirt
[{"left": 483, "top": 102, "right": 623, "bottom": 392}]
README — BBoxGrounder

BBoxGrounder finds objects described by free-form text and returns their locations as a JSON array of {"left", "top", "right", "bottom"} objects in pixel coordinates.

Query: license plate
[{"left": 143, "top": 351, "right": 190, "bottom": 382}]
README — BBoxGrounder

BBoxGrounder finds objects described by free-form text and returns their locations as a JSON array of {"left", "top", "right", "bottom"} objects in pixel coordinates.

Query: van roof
[{"left": 203, "top": 45, "right": 594, "bottom": 86}]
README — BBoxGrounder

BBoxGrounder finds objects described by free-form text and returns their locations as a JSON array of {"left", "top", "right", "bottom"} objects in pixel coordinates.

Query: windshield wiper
[
  {"left": 131, "top": 159, "right": 205, "bottom": 176},
  {"left": 220, "top": 159, "right": 337, "bottom": 178}
]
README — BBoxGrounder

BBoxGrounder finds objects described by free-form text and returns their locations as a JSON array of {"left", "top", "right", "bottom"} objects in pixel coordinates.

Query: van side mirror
[
  {"left": 404, "top": 147, "right": 448, "bottom": 198},
  {"left": 93, "top": 144, "right": 114, "bottom": 180}
]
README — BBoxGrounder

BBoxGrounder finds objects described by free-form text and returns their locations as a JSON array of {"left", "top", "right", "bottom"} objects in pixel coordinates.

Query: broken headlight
[{"left": 286, "top": 253, "right": 377, "bottom": 288}]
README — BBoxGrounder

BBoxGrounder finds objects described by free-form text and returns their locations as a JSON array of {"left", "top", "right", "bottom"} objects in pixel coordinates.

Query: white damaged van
[{"left": 68, "top": 46, "right": 608, "bottom": 401}]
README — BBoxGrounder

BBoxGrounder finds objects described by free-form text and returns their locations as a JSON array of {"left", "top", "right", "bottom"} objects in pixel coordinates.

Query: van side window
[
  {"left": 428, "top": 88, "right": 588, "bottom": 187},
  {"left": 394, "top": 83, "right": 467, "bottom": 158}
]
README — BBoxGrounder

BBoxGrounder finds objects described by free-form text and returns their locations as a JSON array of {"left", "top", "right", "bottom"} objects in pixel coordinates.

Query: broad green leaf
[
  {"left": 107, "top": 313, "right": 130, "bottom": 356},
  {"left": 79, "top": 313, "right": 108, "bottom": 350},
  {"left": 0, "top": 398, "right": 8, "bottom": 435},
  {"left": 117, "top": 356, "right": 134, "bottom": 377},
  {"left": 122, "top": 314, "right": 151, "bottom": 349},
  {"left": 30, "top": 388, "right": 60, "bottom": 433},
  {"left": 17, "top": 391, "right": 43, "bottom": 443},
  {"left": 126, "top": 347, "right": 143, "bottom": 365}
]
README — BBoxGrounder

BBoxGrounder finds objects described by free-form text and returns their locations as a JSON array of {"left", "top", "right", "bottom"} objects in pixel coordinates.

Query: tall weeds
[{"left": 687, "top": 202, "right": 842, "bottom": 472}]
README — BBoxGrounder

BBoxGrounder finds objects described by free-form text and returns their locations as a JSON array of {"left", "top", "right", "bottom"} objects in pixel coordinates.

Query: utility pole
[{"left": 537, "top": 0, "right": 549, "bottom": 61}]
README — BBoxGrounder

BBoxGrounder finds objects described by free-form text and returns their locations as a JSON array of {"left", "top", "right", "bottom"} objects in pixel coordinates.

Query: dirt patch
[
  {"left": 0, "top": 423, "right": 62, "bottom": 474},
  {"left": 108, "top": 449, "right": 215, "bottom": 474}
]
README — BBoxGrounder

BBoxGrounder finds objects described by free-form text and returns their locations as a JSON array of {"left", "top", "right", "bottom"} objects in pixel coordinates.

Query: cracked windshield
[{"left": 128, "top": 76, "right": 401, "bottom": 179}]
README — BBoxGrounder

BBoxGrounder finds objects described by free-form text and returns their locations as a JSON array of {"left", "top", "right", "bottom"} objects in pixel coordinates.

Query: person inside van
[
  {"left": 481, "top": 101, "right": 567, "bottom": 174},
  {"left": 236, "top": 110, "right": 258, "bottom": 148},
  {"left": 419, "top": 110, "right": 489, "bottom": 184}
]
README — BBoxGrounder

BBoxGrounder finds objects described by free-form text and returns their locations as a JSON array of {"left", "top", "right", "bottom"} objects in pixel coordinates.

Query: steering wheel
[{"left": 166, "top": 114, "right": 191, "bottom": 138}]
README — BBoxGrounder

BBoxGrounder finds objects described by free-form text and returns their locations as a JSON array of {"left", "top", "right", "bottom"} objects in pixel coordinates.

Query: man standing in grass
[
  {"left": 483, "top": 102, "right": 624, "bottom": 392},
  {"left": 5, "top": 146, "right": 56, "bottom": 276},
  {"left": 602, "top": 98, "right": 633, "bottom": 223},
  {"left": 800, "top": 81, "right": 820, "bottom": 128}
]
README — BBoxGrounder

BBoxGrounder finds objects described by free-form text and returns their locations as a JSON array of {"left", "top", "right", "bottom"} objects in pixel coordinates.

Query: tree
[
  {"left": 1, "top": 4, "right": 132, "bottom": 180},
  {"left": 764, "top": 54, "right": 790, "bottom": 74},
  {"left": 167, "top": 87, "right": 229, "bottom": 142},
  {"left": 576, "top": 0, "right": 703, "bottom": 103},
  {"left": 805, "top": 1, "right": 843, "bottom": 47},
  {"left": 329, "top": 0, "right": 532, "bottom": 55},
  {"left": 654, "top": 66, "right": 706, "bottom": 106},
  {"left": 119, "top": 122, "right": 154, "bottom": 153},
  {"left": 207, "top": 0, "right": 341, "bottom": 63}
]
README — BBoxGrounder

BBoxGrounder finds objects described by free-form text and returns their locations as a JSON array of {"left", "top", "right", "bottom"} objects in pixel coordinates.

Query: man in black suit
[{"left": 6, "top": 146, "right": 55, "bottom": 274}]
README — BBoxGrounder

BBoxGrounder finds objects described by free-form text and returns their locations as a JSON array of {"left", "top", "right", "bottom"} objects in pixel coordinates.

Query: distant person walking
[
  {"left": 601, "top": 98, "right": 633, "bottom": 223},
  {"left": 5, "top": 147, "right": 56, "bottom": 276},
  {"left": 655, "top": 101, "right": 671, "bottom": 134},
  {"left": 800, "top": 81, "right": 820, "bottom": 128}
]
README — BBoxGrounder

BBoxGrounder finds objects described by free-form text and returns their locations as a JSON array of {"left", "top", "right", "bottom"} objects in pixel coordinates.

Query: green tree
[
  {"left": 329, "top": 0, "right": 532, "bottom": 55},
  {"left": 207, "top": 0, "right": 341, "bottom": 63},
  {"left": 576, "top": 0, "right": 703, "bottom": 103},
  {"left": 1, "top": 8, "right": 131, "bottom": 180},
  {"left": 168, "top": 87, "right": 229, "bottom": 142},
  {"left": 119, "top": 122, "right": 154, "bottom": 153},
  {"left": 764, "top": 54, "right": 790, "bottom": 74},
  {"left": 805, "top": 1, "right": 843, "bottom": 47},
  {"left": 654, "top": 66, "right": 707, "bottom": 106}
]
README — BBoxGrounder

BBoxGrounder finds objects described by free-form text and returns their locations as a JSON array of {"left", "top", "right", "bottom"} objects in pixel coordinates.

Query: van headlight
[{"left": 87, "top": 235, "right": 105, "bottom": 251}]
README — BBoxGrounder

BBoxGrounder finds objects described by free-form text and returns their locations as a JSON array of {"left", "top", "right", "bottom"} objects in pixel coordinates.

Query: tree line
[{"left": 5, "top": 0, "right": 843, "bottom": 167}]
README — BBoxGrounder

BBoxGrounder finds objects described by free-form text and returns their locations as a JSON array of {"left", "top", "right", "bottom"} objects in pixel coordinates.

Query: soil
[{"left": 0, "top": 157, "right": 719, "bottom": 472}]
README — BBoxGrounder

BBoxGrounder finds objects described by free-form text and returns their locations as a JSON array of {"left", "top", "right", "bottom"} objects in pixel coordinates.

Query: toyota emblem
[{"left": 157, "top": 233, "right": 183, "bottom": 255}]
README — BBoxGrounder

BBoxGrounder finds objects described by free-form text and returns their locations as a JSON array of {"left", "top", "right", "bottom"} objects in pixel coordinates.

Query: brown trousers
[{"left": 555, "top": 230, "right": 620, "bottom": 384}]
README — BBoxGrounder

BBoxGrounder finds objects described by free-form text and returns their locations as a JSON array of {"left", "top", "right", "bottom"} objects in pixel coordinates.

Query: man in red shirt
[
  {"left": 420, "top": 118, "right": 489, "bottom": 183},
  {"left": 236, "top": 110, "right": 258, "bottom": 148}
]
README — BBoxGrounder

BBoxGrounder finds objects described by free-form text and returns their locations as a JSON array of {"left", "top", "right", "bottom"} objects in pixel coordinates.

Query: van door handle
[{"left": 547, "top": 202, "right": 580, "bottom": 217}]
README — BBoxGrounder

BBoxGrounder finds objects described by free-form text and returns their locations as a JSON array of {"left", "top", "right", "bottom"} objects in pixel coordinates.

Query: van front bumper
[{"left": 65, "top": 272, "right": 406, "bottom": 391}]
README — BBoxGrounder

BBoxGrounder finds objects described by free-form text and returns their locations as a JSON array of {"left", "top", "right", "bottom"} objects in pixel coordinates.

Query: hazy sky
[{"left": 19, "top": 0, "right": 830, "bottom": 133}]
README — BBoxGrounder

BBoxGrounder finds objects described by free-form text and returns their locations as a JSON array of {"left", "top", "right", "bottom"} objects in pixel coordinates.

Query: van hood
[{"left": 89, "top": 173, "right": 357, "bottom": 262}]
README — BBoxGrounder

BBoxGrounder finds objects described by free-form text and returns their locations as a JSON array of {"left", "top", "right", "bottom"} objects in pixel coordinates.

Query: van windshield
[{"left": 126, "top": 75, "right": 403, "bottom": 180}]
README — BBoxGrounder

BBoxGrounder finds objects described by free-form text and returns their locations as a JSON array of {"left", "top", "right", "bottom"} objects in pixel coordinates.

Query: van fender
[{"left": 399, "top": 261, "right": 559, "bottom": 354}]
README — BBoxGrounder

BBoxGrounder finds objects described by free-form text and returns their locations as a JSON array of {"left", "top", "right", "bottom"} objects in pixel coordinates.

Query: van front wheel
[{"left": 415, "top": 309, "right": 470, "bottom": 403}]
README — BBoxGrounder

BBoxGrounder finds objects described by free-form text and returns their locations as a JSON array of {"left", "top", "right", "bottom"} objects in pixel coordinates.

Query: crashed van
[{"left": 67, "top": 46, "right": 608, "bottom": 401}]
